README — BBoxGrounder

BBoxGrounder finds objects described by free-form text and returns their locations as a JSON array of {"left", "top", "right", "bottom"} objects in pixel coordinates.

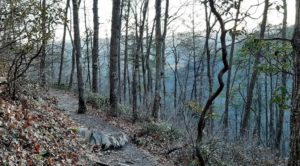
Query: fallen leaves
[{"left": 0, "top": 95, "right": 96, "bottom": 165}]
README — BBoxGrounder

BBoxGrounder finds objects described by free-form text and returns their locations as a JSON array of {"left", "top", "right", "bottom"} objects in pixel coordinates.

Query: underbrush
[
  {"left": 86, "top": 92, "right": 109, "bottom": 110},
  {"left": 51, "top": 83, "right": 70, "bottom": 91}
]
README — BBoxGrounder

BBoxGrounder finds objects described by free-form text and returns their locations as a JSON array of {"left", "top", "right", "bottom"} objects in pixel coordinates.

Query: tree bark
[
  {"left": 109, "top": 0, "right": 121, "bottom": 115},
  {"left": 58, "top": 0, "right": 70, "bottom": 85},
  {"left": 72, "top": 0, "right": 87, "bottom": 113},
  {"left": 240, "top": 0, "right": 269, "bottom": 136},
  {"left": 223, "top": 0, "right": 241, "bottom": 132},
  {"left": 123, "top": 0, "right": 131, "bottom": 102},
  {"left": 40, "top": 0, "right": 47, "bottom": 87},
  {"left": 196, "top": 0, "right": 229, "bottom": 165},
  {"left": 92, "top": 0, "right": 99, "bottom": 93},
  {"left": 132, "top": 0, "right": 149, "bottom": 122},
  {"left": 275, "top": 0, "right": 287, "bottom": 153},
  {"left": 152, "top": 0, "right": 162, "bottom": 121},
  {"left": 289, "top": 0, "right": 300, "bottom": 164}
]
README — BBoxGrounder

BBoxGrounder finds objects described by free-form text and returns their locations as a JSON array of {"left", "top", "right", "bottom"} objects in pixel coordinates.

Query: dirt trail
[{"left": 47, "top": 89, "right": 161, "bottom": 166}]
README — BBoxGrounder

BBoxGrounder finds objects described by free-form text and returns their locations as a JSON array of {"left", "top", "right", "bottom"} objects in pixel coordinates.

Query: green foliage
[
  {"left": 186, "top": 101, "right": 220, "bottom": 119},
  {"left": 86, "top": 92, "right": 109, "bottom": 109},
  {"left": 142, "top": 122, "right": 182, "bottom": 141},
  {"left": 118, "top": 104, "right": 131, "bottom": 114},
  {"left": 272, "top": 86, "right": 290, "bottom": 110},
  {"left": 51, "top": 83, "right": 70, "bottom": 91},
  {"left": 240, "top": 34, "right": 293, "bottom": 74}
]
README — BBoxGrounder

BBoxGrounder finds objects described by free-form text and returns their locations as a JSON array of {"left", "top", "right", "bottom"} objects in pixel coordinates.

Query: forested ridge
[{"left": 0, "top": 0, "right": 300, "bottom": 165}]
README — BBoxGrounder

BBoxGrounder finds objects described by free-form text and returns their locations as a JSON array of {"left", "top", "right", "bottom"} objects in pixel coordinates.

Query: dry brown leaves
[{"left": 0, "top": 97, "right": 96, "bottom": 165}]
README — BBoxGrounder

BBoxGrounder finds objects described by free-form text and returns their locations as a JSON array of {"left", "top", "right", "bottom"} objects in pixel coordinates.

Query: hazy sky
[{"left": 55, "top": 0, "right": 296, "bottom": 40}]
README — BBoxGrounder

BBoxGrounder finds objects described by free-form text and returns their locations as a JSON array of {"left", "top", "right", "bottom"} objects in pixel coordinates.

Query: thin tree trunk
[
  {"left": 196, "top": 1, "right": 229, "bottom": 165},
  {"left": 240, "top": 0, "right": 269, "bottom": 136},
  {"left": 72, "top": 0, "right": 87, "bottom": 113},
  {"left": 69, "top": 48, "right": 75, "bottom": 88},
  {"left": 84, "top": 0, "right": 91, "bottom": 89},
  {"left": 223, "top": 0, "right": 241, "bottom": 131},
  {"left": 265, "top": 74, "right": 269, "bottom": 144},
  {"left": 146, "top": 19, "right": 155, "bottom": 96},
  {"left": 123, "top": 0, "right": 131, "bottom": 102},
  {"left": 58, "top": 0, "right": 70, "bottom": 85},
  {"left": 40, "top": 0, "right": 47, "bottom": 86},
  {"left": 269, "top": 74, "right": 275, "bottom": 148},
  {"left": 118, "top": 0, "right": 125, "bottom": 102},
  {"left": 132, "top": 0, "right": 149, "bottom": 122},
  {"left": 275, "top": 0, "right": 287, "bottom": 153},
  {"left": 92, "top": 0, "right": 99, "bottom": 93}
]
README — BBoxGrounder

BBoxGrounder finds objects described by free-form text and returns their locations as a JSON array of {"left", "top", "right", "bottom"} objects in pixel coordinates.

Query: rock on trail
[{"left": 47, "top": 89, "right": 161, "bottom": 166}]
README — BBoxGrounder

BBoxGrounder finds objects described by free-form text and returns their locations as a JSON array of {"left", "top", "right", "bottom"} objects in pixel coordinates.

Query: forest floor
[{"left": 47, "top": 88, "right": 171, "bottom": 166}]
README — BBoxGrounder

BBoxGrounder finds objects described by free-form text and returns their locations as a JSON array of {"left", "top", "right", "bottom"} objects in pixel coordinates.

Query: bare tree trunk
[
  {"left": 84, "top": 0, "right": 91, "bottom": 89},
  {"left": 265, "top": 74, "right": 269, "bottom": 144},
  {"left": 223, "top": 0, "right": 241, "bottom": 132},
  {"left": 203, "top": 1, "right": 214, "bottom": 134},
  {"left": 161, "top": 0, "right": 169, "bottom": 111},
  {"left": 132, "top": 0, "right": 149, "bottom": 122},
  {"left": 92, "top": 0, "right": 99, "bottom": 93},
  {"left": 172, "top": 32, "right": 178, "bottom": 109},
  {"left": 72, "top": 0, "right": 87, "bottom": 113},
  {"left": 289, "top": 0, "right": 300, "bottom": 164},
  {"left": 152, "top": 0, "right": 162, "bottom": 121},
  {"left": 40, "top": 0, "right": 47, "bottom": 86},
  {"left": 240, "top": 0, "right": 269, "bottom": 136},
  {"left": 118, "top": 0, "right": 125, "bottom": 103},
  {"left": 269, "top": 74, "right": 275, "bottom": 148},
  {"left": 123, "top": 0, "right": 131, "bottom": 102},
  {"left": 51, "top": 38, "right": 55, "bottom": 81},
  {"left": 109, "top": 0, "right": 121, "bottom": 115},
  {"left": 146, "top": 19, "right": 155, "bottom": 96},
  {"left": 69, "top": 48, "right": 75, "bottom": 88},
  {"left": 191, "top": 0, "right": 197, "bottom": 100},
  {"left": 275, "top": 0, "right": 287, "bottom": 153},
  {"left": 196, "top": 1, "right": 229, "bottom": 165},
  {"left": 58, "top": 0, "right": 70, "bottom": 85}
]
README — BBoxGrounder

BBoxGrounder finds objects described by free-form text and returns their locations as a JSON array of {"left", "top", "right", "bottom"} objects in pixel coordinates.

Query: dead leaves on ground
[{"left": 0, "top": 97, "right": 94, "bottom": 165}]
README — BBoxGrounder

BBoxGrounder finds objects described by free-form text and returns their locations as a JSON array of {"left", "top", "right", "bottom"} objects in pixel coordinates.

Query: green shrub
[
  {"left": 51, "top": 84, "right": 70, "bottom": 91},
  {"left": 142, "top": 122, "right": 182, "bottom": 141},
  {"left": 86, "top": 92, "right": 109, "bottom": 109}
]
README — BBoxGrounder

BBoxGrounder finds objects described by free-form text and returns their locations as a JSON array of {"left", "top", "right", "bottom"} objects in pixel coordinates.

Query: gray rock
[{"left": 78, "top": 128, "right": 128, "bottom": 150}]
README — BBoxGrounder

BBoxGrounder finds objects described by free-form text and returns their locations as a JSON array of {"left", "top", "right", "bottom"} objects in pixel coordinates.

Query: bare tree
[
  {"left": 58, "top": 0, "right": 70, "bottom": 85},
  {"left": 240, "top": 0, "right": 269, "bottom": 136},
  {"left": 109, "top": 0, "right": 122, "bottom": 115},
  {"left": 72, "top": 0, "right": 87, "bottom": 113},
  {"left": 152, "top": 0, "right": 162, "bottom": 121},
  {"left": 132, "top": 0, "right": 149, "bottom": 122},
  {"left": 40, "top": 0, "right": 47, "bottom": 86},
  {"left": 223, "top": 0, "right": 242, "bottom": 131},
  {"left": 92, "top": 0, "right": 99, "bottom": 93},
  {"left": 196, "top": 0, "right": 229, "bottom": 164},
  {"left": 275, "top": 0, "right": 287, "bottom": 153},
  {"left": 289, "top": 0, "right": 300, "bottom": 164}
]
